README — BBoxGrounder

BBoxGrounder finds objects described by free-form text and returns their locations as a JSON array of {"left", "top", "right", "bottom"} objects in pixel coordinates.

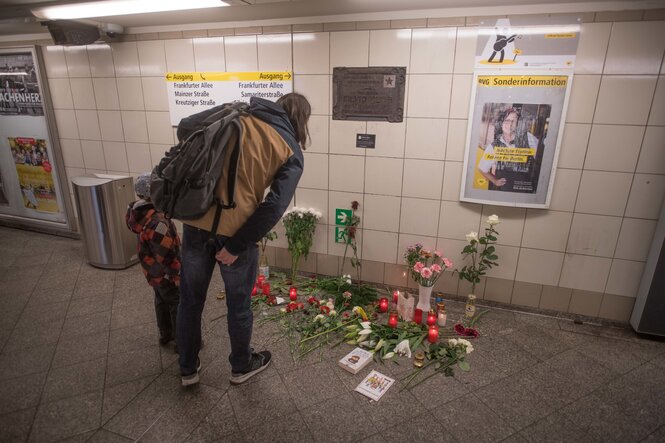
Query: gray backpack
[{"left": 150, "top": 102, "right": 249, "bottom": 235}]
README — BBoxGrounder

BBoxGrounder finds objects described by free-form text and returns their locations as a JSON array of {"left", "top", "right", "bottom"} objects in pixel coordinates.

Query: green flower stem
[
  {"left": 299, "top": 318, "right": 356, "bottom": 344},
  {"left": 403, "top": 355, "right": 461, "bottom": 390}
]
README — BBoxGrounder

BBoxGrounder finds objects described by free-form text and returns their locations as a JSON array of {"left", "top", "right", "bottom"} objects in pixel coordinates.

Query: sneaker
[
  {"left": 181, "top": 358, "right": 202, "bottom": 387},
  {"left": 229, "top": 351, "right": 272, "bottom": 385}
]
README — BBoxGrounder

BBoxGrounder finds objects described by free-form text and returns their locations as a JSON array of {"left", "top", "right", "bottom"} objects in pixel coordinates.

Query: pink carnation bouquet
[{"left": 403, "top": 243, "right": 453, "bottom": 287}]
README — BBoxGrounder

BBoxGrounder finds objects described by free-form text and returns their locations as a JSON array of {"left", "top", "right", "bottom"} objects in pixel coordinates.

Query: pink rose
[
  {"left": 431, "top": 264, "right": 442, "bottom": 273},
  {"left": 434, "top": 250, "right": 442, "bottom": 257},
  {"left": 443, "top": 258, "right": 453, "bottom": 268},
  {"left": 420, "top": 267, "right": 433, "bottom": 279},
  {"left": 414, "top": 262, "right": 425, "bottom": 272}
]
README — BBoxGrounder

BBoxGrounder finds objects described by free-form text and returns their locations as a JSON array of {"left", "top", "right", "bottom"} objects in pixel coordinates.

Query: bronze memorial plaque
[{"left": 332, "top": 67, "right": 406, "bottom": 122}]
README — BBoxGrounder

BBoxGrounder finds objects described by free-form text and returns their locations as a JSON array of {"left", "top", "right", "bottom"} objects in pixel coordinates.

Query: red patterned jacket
[{"left": 126, "top": 200, "right": 181, "bottom": 287}]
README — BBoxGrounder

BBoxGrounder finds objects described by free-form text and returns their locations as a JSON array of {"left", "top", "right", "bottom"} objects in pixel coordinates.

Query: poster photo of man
[
  {"left": 0, "top": 52, "right": 43, "bottom": 116},
  {"left": 473, "top": 103, "right": 551, "bottom": 194}
]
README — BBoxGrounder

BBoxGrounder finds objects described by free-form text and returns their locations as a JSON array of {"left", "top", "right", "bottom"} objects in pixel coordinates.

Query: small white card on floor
[
  {"left": 354, "top": 370, "right": 394, "bottom": 401},
  {"left": 339, "top": 347, "right": 372, "bottom": 374}
]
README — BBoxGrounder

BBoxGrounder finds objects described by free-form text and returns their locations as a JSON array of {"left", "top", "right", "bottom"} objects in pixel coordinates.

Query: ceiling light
[{"left": 32, "top": 0, "right": 229, "bottom": 20}]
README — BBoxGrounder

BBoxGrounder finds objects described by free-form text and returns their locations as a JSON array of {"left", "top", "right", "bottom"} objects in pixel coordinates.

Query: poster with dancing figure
[{"left": 7, "top": 137, "right": 59, "bottom": 213}]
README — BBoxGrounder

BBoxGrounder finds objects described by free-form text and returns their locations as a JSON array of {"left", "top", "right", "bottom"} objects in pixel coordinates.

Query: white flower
[
  {"left": 487, "top": 214, "right": 500, "bottom": 225},
  {"left": 329, "top": 310, "right": 337, "bottom": 316},
  {"left": 465, "top": 231, "right": 479, "bottom": 242},
  {"left": 298, "top": 212, "right": 303, "bottom": 218},
  {"left": 360, "top": 321, "right": 372, "bottom": 329},
  {"left": 458, "top": 338, "right": 474, "bottom": 354},
  {"left": 342, "top": 274, "right": 352, "bottom": 284},
  {"left": 358, "top": 340, "right": 370, "bottom": 347},
  {"left": 447, "top": 338, "right": 459, "bottom": 346},
  {"left": 314, "top": 314, "right": 324, "bottom": 322},
  {"left": 314, "top": 211, "right": 322, "bottom": 219},
  {"left": 279, "top": 308, "right": 287, "bottom": 313},
  {"left": 375, "top": 339, "right": 385, "bottom": 351},
  {"left": 394, "top": 339, "right": 412, "bottom": 358},
  {"left": 326, "top": 298, "right": 334, "bottom": 310},
  {"left": 358, "top": 329, "right": 372, "bottom": 336},
  {"left": 384, "top": 352, "right": 395, "bottom": 359}
]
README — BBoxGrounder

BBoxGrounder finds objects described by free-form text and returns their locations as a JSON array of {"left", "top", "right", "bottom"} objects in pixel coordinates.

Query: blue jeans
[{"left": 177, "top": 224, "right": 258, "bottom": 375}]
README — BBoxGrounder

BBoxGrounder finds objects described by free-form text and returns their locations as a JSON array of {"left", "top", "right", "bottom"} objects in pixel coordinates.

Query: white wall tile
[
  {"left": 329, "top": 155, "right": 364, "bottom": 193},
  {"left": 42, "top": 46, "right": 68, "bottom": 78},
  {"left": 560, "top": 254, "right": 611, "bottom": 293},
  {"left": 102, "top": 141, "right": 129, "bottom": 172},
  {"left": 625, "top": 174, "right": 665, "bottom": 219},
  {"left": 97, "top": 110, "right": 124, "bottom": 142},
  {"left": 365, "top": 157, "right": 403, "bottom": 196},
  {"left": 293, "top": 32, "right": 328, "bottom": 74},
  {"left": 648, "top": 76, "right": 665, "bottom": 126},
  {"left": 615, "top": 218, "right": 657, "bottom": 261},
  {"left": 165, "top": 39, "right": 195, "bottom": 72},
  {"left": 521, "top": 209, "right": 572, "bottom": 252},
  {"left": 257, "top": 34, "right": 292, "bottom": 71},
  {"left": 299, "top": 152, "right": 328, "bottom": 190},
  {"left": 575, "top": 23, "right": 611, "bottom": 74},
  {"left": 92, "top": 78, "right": 119, "bottom": 110},
  {"left": 604, "top": 21, "right": 665, "bottom": 75},
  {"left": 442, "top": 161, "right": 463, "bottom": 201},
  {"left": 566, "top": 75, "right": 601, "bottom": 123},
  {"left": 309, "top": 224, "right": 329, "bottom": 255},
  {"left": 445, "top": 119, "right": 468, "bottom": 161},
  {"left": 307, "top": 115, "right": 328, "bottom": 153},
  {"left": 400, "top": 198, "right": 440, "bottom": 237},
  {"left": 575, "top": 170, "right": 633, "bottom": 216},
  {"left": 363, "top": 194, "right": 401, "bottom": 232},
  {"left": 362, "top": 230, "right": 398, "bottom": 264},
  {"left": 485, "top": 245, "right": 519, "bottom": 281},
  {"left": 437, "top": 200, "right": 481, "bottom": 240},
  {"left": 59, "top": 139, "right": 84, "bottom": 168},
  {"left": 330, "top": 31, "right": 369, "bottom": 72},
  {"left": 80, "top": 140, "right": 105, "bottom": 170},
  {"left": 594, "top": 75, "right": 658, "bottom": 125},
  {"left": 369, "top": 29, "right": 411, "bottom": 67},
  {"left": 366, "top": 121, "right": 406, "bottom": 158},
  {"left": 149, "top": 144, "right": 172, "bottom": 166},
  {"left": 75, "top": 110, "right": 101, "bottom": 140},
  {"left": 436, "top": 237, "right": 467, "bottom": 273},
  {"left": 556, "top": 123, "right": 590, "bottom": 169},
  {"left": 64, "top": 46, "right": 90, "bottom": 78},
  {"left": 567, "top": 213, "right": 621, "bottom": 257},
  {"left": 145, "top": 112, "right": 174, "bottom": 145},
  {"left": 328, "top": 191, "right": 363, "bottom": 227},
  {"left": 110, "top": 42, "right": 140, "bottom": 77},
  {"left": 329, "top": 120, "right": 366, "bottom": 155},
  {"left": 53, "top": 110, "right": 79, "bottom": 139},
  {"left": 453, "top": 27, "right": 477, "bottom": 74},
  {"left": 121, "top": 111, "right": 149, "bottom": 143},
  {"left": 407, "top": 75, "right": 452, "bottom": 118},
  {"left": 48, "top": 78, "right": 73, "bottom": 109},
  {"left": 87, "top": 44, "right": 115, "bottom": 77},
  {"left": 584, "top": 124, "right": 644, "bottom": 172},
  {"left": 637, "top": 126, "right": 665, "bottom": 174},
  {"left": 480, "top": 205, "right": 526, "bottom": 247},
  {"left": 295, "top": 188, "right": 328, "bottom": 224},
  {"left": 405, "top": 118, "right": 447, "bottom": 160},
  {"left": 125, "top": 143, "right": 153, "bottom": 174},
  {"left": 116, "top": 78, "right": 144, "bottom": 111},
  {"left": 449, "top": 74, "right": 472, "bottom": 119},
  {"left": 69, "top": 78, "right": 96, "bottom": 110},
  {"left": 410, "top": 27, "right": 456, "bottom": 74},
  {"left": 548, "top": 168, "right": 582, "bottom": 212},
  {"left": 402, "top": 159, "right": 444, "bottom": 200},
  {"left": 193, "top": 37, "right": 226, "bottom": 72},
  {"left": 515, "top": 249, "right": 564, "bottom": 286},
  {"left": 141, "top": 77, "right": 169, "bottom": 111},
  {"left": 605, "top": 259, "right": 644, "bottom": 298},
  {"left": 294, "top": 75, "right": 329, "bottom": 115},
  {"left": 137, "top": 41, "right": 167, "bottom": 76}
]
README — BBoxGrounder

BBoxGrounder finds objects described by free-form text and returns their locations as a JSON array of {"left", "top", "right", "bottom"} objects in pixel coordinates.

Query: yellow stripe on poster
[
  {"left": 477, "top": 75, "right": 568, "bottom": 88},
  {"left": 165, "top": 72, "right": 293, "bottom": 82},
  {"left": 545, "top": 33, "right": 576, "bottom": 38}
]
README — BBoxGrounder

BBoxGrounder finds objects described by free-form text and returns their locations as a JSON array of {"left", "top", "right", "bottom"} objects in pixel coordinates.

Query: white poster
[{"left": 165, "top": 72, "right": 293, "bottom": 126}]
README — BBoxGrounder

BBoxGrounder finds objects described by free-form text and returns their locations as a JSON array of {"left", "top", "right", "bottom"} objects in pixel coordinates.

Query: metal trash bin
[{"left": 72, "top": 174, "right": 138, "bottom": 269}]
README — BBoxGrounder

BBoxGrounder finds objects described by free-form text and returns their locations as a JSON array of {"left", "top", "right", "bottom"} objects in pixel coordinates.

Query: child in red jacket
[{"left": 126, "top": 173, "right": 181, "bottom": 350}]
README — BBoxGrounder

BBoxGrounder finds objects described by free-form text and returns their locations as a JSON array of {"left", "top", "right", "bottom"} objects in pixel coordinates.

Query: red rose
[
  {"left": 308, "top": 296, "right": 318, "bottom": 305},
  {"left": 465, "top": 327, "right": 480, "bottom": 338},
  {"left": 454, "top": 323, "right": 466, "bottom": 336},
  {"left": 320, "top": 306, "right": 330, "bottom": 314},
  {"left": 351, "top": 201, "right": 359, "bottom": 210},
  {"left": 343, "top": 312, "right": 350, "bottom": 318},
  {"left": 348, "top": 227, "right": 356, "bottom": 238},
  {"left": 297, "top": 302, "right": 304, "bottom": 310}
]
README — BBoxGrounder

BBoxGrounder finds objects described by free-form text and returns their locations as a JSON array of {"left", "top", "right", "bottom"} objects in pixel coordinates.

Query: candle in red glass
[
  {"left": 426, "top": 310, "right": 437, "bottom": 326},
  {"left": 289, "top": 287, "right": 297, "bottom": 301},
  {"left": 262, "top": 282, "right": 271, "bottom": 296},
  {"left": 257, "top": 274, "right": 266, "bottom": 287},
  {"left": 392, "top": 290, "right": 399, "bottom": 304},
  {"left": 428, "top": 325, "right": 439, "bottom": 343},
  {"left": 251, "top": 285, "right": 257, "bottom": 296},
  {"left": 388, "top": 310, "right": 398, "bottom": 328},
  {"left": 413, "top": 308, "right": 423, "bottom": 324},
  {"left": 379, "top": 297, "right": 389, "bottom": 313}
]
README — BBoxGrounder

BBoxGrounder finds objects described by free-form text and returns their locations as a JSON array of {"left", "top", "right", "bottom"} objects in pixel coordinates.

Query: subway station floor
[{"left": 1, "top": 226, "right": 665, "bottom": 442}]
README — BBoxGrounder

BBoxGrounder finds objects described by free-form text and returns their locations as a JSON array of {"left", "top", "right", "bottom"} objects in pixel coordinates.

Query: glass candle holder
[
  {"left": 414, "top": 351, "right": 425, "bottom": 368},
  {"left": 388, "top": 310, "right": 398, "bottom": 328},
  {"left": 392, "top": 290, "right": 399, "bottom": 304},
  {"left": 428, "top": 325, "right": 439, "bottom": 343},
  {"left": 426, "top": 310, "right": 437, "bottom": 326},
  {"left": 465, "top": 294, "right": 477, "bottom": 318},
  {"left": 379, "top": 297, "right": 389, "bottom": 313},
  {"left": 257, "top": 274, "right": 266, "bottom": 287},
  {"left": 437, "top": 301, "right": 447, "bottom": 327},
  {"left": 289, "top": 286, "right": 297, "bottom": 301},
  {"left": 413, "top": 308, "right": 423, "bottom": 324}
]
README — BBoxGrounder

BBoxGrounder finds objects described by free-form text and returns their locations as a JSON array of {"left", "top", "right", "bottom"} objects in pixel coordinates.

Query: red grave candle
[
  {"left": 426, "top": 310, "right": 437, "bottom": 326},
  {"left": 413, "top": 308, "right": 423, "bottom": 324},
  {"left": 379, "top": 297, "right": 389, "bottom": 313},
  {"left": 392, "top": 290, "right": 399, "bottom": 304},
  {"left": 388, "top": 310, "right": 398, "bottom": 328},
  {"left": 428, "top": 325, "right": 439, "bottom": 343},
  {"left": 262, "top": 282, "right": 271, "bottom": 296},
  {"left": 289, "top": 286, "right": 298, "bottom": 301},
  {"left": 257, "top": 274, "right": 266, "bottom": 287}
]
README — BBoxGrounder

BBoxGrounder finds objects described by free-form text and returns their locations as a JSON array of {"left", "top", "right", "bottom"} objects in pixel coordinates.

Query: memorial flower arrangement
[
  {"left": 456, "top": 215, "right": 501, "bottom": 294},
  {"left": 282, "top": 207, "right": 321, "bottom": 282},
  {"left": 403, "top": 244, "right": 453, "bottom": 287},
  {"left": 402, "top": 338, "right": 474, "bottom": 389},
  {"left": 338, "top": 200, "right": 361, "bottom": 282}
]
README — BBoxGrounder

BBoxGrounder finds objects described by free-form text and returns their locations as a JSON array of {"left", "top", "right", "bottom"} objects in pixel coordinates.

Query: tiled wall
[{"left": 39, "top": 12, "right": 665, "bottom": 323}]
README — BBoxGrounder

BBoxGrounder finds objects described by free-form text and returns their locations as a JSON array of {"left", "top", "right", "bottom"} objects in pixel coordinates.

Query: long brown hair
[{"left": 276, "top": 93, "right": 311, "bottom": 150}]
